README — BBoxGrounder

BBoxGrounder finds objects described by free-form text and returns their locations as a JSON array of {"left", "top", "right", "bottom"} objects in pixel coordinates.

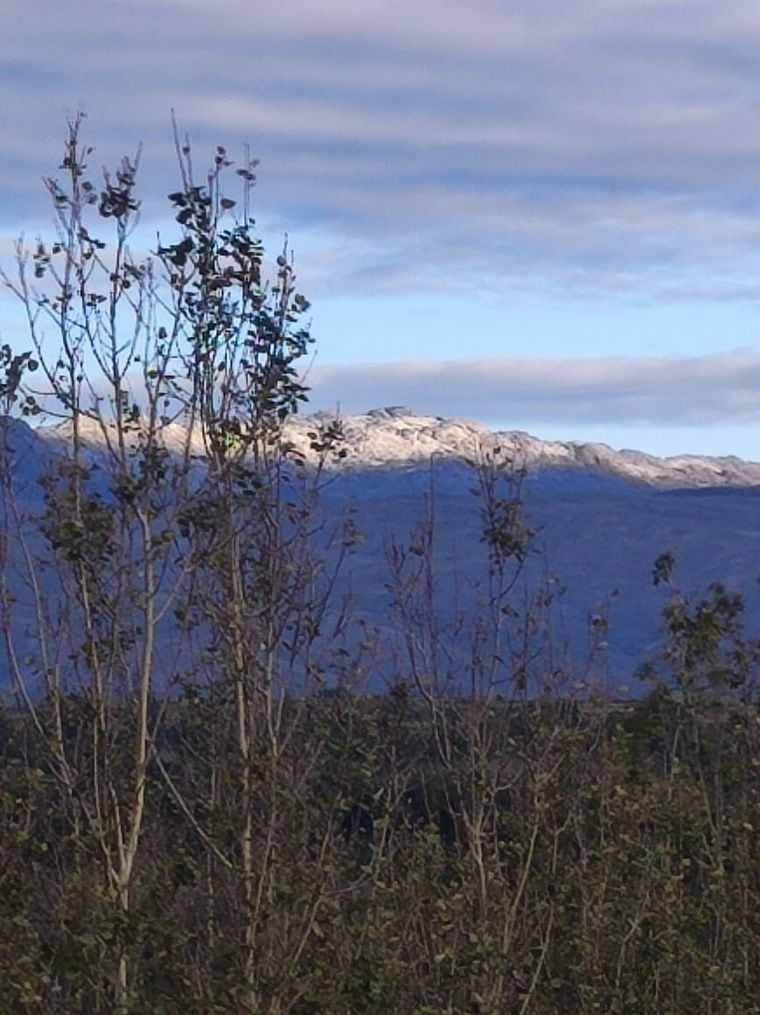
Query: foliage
[{"left": 0, "top": 692, "right": 758, "bottom": 1012}]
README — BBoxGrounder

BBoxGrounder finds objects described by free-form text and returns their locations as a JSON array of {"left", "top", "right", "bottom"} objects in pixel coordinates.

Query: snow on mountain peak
[
  {"left": 283, "top": 408, "right": 760, "bottom": 489},
  {"left": 23, "top": 408, "right": 760, "bottom": 489}
]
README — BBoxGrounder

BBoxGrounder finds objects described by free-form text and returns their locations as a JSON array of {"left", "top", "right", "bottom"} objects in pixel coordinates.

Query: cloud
[
  {"left": 304, "top": 351, "right": 760, "bottom": 426},
  {"left": 4, "top": 0, "right": 760, "bottom": 305}
]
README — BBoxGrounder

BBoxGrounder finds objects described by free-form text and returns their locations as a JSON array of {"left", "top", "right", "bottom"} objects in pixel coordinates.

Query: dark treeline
[
  {"left": 0, "top": 119, "right": 758, "bottom": 1013},
  {"left": 0, "top": 689, "right": 758, "bottom": 1012}
]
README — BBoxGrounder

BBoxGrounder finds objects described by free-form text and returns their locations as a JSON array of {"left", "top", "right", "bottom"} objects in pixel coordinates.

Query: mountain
[
  {"left": 28, "top": 406, "right": 760, "bottom": 489},
  {"left": 2, "top": 409, "right": 760, "bottom": 696},
  {"left": 282, "top": 406, "right": 760, "bottom": 489}
]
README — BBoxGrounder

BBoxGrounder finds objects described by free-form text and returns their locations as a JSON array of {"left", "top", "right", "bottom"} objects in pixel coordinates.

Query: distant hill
[
  {"left": 26, "top": 406, "right": 760, "bottom": 489},
  {"left": 2, "top": 409, "right": 759, "bottom": 695}
]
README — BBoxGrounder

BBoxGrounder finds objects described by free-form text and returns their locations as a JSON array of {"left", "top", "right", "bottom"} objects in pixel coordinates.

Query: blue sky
[{"left": 3, "top": 0, "right": 760, "bottom": 457}]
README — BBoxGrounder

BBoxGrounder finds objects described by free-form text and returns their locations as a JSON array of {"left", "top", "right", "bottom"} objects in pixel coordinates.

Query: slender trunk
[{"left": 114, "top": 508, "right": 156, "bottom": 1010}]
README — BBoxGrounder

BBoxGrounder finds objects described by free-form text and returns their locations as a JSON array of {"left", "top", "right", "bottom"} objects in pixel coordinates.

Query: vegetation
[{"left": 0, "top": 120, "right": 757, "bottom": 1013}]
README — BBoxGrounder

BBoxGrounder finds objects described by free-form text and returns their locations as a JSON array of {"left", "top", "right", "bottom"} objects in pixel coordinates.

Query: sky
[{"left": 3, "top": 0, "right": 760, "bottom": 458}]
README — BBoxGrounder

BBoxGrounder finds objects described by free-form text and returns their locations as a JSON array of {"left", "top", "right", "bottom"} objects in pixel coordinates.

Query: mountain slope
[
  {"left": 2, "top": 410, "right": 759, "bottom": 695},
  {"left": 31, "top": 406, "right": 760, "bottom": 489}
]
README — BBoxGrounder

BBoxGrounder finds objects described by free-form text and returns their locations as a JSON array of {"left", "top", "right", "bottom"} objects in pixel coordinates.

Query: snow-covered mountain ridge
[
  {"left": 33, "top": 406, "right": 760, "bottom": 490},
  {"left": 4, "top": 409, "right": 760, "bottom": 688}
]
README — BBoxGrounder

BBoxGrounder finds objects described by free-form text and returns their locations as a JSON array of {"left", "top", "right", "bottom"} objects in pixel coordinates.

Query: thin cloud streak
[
  {"left": 306, "top": 352, "right": 760, "bottom": 426},
  {"left": 4, "top": 1, "right": 760, "bottom": 304}
]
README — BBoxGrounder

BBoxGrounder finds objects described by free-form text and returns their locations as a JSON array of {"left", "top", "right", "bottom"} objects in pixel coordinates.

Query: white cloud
[
  {"left": 2, "top": 0, "right": 760, "bottom": 301},
  {"left": 305, "top": 351, "right": 760, "bottom": 425}
]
